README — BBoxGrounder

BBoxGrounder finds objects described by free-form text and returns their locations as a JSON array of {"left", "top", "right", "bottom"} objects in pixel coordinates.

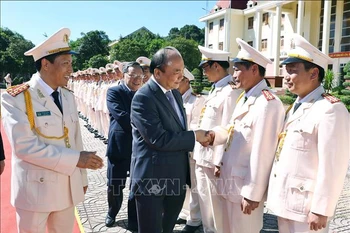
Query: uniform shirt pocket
[
  {"left": 235, "top": 118, "right": 253, "bottom": 143},
  {"left": 286, "top": 177, "right": 315, "bottom": 215},
  {"left": 290, "top": 123, "right": 315, "bottom": 151},
  {"left": 26, "top": 170, "right": 58, "bottom": 205}
]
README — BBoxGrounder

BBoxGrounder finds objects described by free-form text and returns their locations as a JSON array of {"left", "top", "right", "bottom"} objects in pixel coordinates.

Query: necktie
[
  {"left": 52, "top": 91, "right": 63, "bottom": 114},
  {"left": 293, "top": 102, "right": 302, "bottom": 113},
  {"left": 165, "top": 91, "right": 184, "bottom": 127},
  {"left": 165, "top": 91, "right": 177, "bottom": 112},
  {"left": 209, "top": 84, "right": 215, "bottom": 94},
  {"left": 244, "top": 96, "right": 248, "bottom": 103}
]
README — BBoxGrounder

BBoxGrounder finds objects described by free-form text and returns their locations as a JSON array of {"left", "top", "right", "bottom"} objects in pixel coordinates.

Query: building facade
[{"left": 200, "top": 0, "right": 350, "bottom": 86}]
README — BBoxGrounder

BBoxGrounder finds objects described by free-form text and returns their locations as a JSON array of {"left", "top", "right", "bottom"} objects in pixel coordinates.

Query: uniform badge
[
  {"left": 262, "top": 89, "right": 275, "bottom": 101},
  {"left": 322, "top": 93, "right": 340, "bottom": 103},
  {"left": 37, "top": 89, "right": 45, "bottom": 98},
  {"left": 36, "top": 111, "right": 51, "bottom": 117}
]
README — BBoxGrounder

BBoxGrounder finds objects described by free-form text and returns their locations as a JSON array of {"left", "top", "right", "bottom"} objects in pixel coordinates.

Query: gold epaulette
[
  {"left": 322, "top": 93, "right": 340, "bottom": 104},
  {"left": 62, "top": 86, "right": 74, "bottom": 93},
  {"left": 262, "top": 89, "right": 275, "bottom": 101},
  {"left": 6, "top": 83, "right": 30, "bottom": 97}
]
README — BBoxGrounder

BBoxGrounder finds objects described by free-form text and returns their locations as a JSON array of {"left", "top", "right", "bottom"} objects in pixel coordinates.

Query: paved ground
[{"left": 77, "top": 118, "right": 350, "bottom": 233}]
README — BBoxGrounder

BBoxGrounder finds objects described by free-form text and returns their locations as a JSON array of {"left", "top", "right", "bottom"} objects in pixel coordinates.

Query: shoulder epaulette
[
  {"left": 262, "top": 89, "right": 275, "bottom": 101},
  {"left": 62, "top": 86, "right": 74, "bottom": 93},
  {"left": 6, "top": 83, "right": 30, "bottom": 97},
  {"left": 322, "top": 93, "right": 340, "bottom": 103},
  {"left": 191, "top": 92, "right": 200, "bottom": 97}
]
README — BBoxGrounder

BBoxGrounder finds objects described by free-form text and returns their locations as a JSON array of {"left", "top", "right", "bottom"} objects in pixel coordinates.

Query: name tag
[{"left": 36, "top": 111, "right": 51, "bottom": 117}]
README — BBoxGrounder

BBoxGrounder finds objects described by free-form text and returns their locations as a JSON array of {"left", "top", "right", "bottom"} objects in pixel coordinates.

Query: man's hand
[
  {"left": 77, "top": 151, "right": 104, "bottom": 170},
  {"left": 308, "top": 212, "right": 328, "bottom": 231},
  {"left": 214, "top": 165, "right": 220, "bottom": 177},
  {"left": 241, "top": 197, "right": 259, "bottom": 215},
  {"left": 83, "top": 186, "right": 88, "bottom": 194},
  {"left": 0, "top": 160, "right": 5, "bottom": 175},
  {"left": 195, "top": 130, "right": 214, "bottom": 147}
]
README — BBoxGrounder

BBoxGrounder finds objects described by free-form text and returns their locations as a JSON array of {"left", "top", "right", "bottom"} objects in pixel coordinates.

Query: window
[
  {"left": 209, "top": 22, "right": 213, "bottom": 32},
  {"left": 209, "top": 44, "right": 213, "bottom": 49},
  {"left": 261, "top": 39, "right": 267, "bottom": 51},
  {"left": 248, "top": 17, "right": 254, "bottom": 29},
  {"left": 263, "top": 13, "right": 269, "bottom": 25},
  {"left": 219, "top": 19, "right": 224, "bottom": 30},
  {"left": 248, "top": 41, "right": 253, "bottom": 47},
  {"left": 280, "top": 36, "right": 284, "bottom": 48},
  {"left": 218, "top": 42, "right": 223, "bottom": 50}
]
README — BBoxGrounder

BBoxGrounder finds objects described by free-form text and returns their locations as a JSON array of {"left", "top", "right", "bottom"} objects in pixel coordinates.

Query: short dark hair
[
  {"left": 122, "top": 61, "right": 142, "bottom": 74},
  {"left": 235, "top": 61, "right": 266, "bottom": 77},
  {"left": 302, "top": 61, "right": 325, "bottom": 83},
  {"left": 150, "top": 46, "right": 182, "bottom": 74},
  {"left": 34, "top": 51, "right": 71, "bottom": 72}
]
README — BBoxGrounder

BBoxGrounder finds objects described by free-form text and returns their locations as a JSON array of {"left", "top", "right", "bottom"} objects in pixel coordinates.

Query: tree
[
  {"left": 165, "top": 37, "right": 201, "bottom": 71},
  {"left": 70, "top": 30, "right": 111, "bottom": 70},
  {"left": 191, "top": 68, "right": 204, "bottom": 94},
  {"left": 85, "top": 54, "right": 109, "bottom": 69},
  {"left": 168, "top": 27, "right": 180, "bottom": 40},
  {"left": 323, "top": 70, "right": 335, "bottom": 93},
  {"left": 179, "top": 25, "right": 204, "bottom": 45},
  {"left": 146, "top": 38, "right": 166, "bottom": 58},
  {"left": 109, "top": 39, "right": 147, "bottom": 62},
  {"left": 0, "top": 27, "right": 35, "bottom": 80}
]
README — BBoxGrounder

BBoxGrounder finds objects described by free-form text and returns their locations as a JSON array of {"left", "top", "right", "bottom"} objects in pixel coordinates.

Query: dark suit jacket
[
  {"left": 106, "top": 83, "right": 135, "bottom": 163},
  {"left": 0, "top": 132, "right": 5, "bottom": 161},
  {"left": 130, "top": 79, "right": 195, "bottom": 196}
]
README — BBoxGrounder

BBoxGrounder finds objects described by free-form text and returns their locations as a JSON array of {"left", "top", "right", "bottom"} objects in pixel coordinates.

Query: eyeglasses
[
  {"left": 126, "top": 73, "right": 143, "bottom": 79},
  {"left": 201, "top": 62, "right": 212, "bottom": 70}
]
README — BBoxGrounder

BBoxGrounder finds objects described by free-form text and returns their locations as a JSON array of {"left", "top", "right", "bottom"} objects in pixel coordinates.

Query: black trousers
[
  {"left": 135, "top": 192, "right": 186, "bottom": 233},
  {"left": 107, "top": 159, "right": 137, "bottom": 227}
]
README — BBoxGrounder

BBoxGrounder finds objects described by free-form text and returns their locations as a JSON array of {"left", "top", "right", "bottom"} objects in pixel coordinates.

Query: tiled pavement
[{"left": 77, "top": 118, "right": 350, "bottom": 233}]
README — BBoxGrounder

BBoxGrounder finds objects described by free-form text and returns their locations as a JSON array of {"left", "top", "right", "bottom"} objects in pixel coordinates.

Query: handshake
[{"left": 195, "top": 130, "right": 215, "bottom": 147}]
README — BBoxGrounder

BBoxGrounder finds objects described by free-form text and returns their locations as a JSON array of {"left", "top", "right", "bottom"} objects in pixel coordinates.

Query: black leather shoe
[
  {"left": 105, "top": 215, "right": 115, "bottom": 227},
  {"left": 181, "top": 224, "right": 201, "bottom": 232},
  {"left": 175, "top": 218, "right": 187, "bottom": 225}
]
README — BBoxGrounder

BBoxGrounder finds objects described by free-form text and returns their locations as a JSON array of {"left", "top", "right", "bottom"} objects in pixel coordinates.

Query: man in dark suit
[
  {"left": 105, "top": 61, "right": 143, "bottom": 230},
  {"left": 0, "top": 132, "right": 5, "bottom": 175},
  {"left": 130, "top": 47, "right": 211, "bottom": 233}
]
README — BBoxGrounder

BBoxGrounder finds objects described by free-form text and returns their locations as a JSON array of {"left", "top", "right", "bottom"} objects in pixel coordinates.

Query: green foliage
[
  {"left": 332, "top": 86, "right": 343, "bottom": 95},
  {"left": 344, "top": 75, "right": 350, "bottom": 80},
  {"left": 323, "top": 70, "right": 334, "bottom": 93},
  {"left": 191, "top": 68, "right": 203, "bottom": 94},
  {"left": 339, "top": 96, "right": 350, "bottom": 105},
  {"left": 85, "top": 54, "right": 109, "bottom": 69},
  {"left": 109, "top": 39, "right": 147, "bottom": 62},
  {"left": 168, "top": 25, "right": 204, "bottom": 45},
  {"left": 11, "top": 76, "right": 24, "bottom": 85},
  {"left": 279, "top": 95, "right": 296, "bottom": 105},
  {"left": 343, "top": 81, "right": 350, "bottom": 88},
  {"left": 285, "top": 89, "right": 297, "bottom": 98},
  {"left": 146, "top": 38, "right": 166, "bottom": 58},
  {"left": 70, "top": 30, "right": 111, "bottom": 70},
  {"left": 165, "top": 37, "right": 201, "bottom": 71},
  {"left": 0, "top": 27, "right": 36, "bottom": 79},
  {"left": 341, "top": 89, "right": 350, "bottom": 95}
]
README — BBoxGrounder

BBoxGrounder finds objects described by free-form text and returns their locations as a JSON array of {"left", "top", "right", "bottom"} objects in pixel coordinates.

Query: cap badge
[
  {"left": 63, "top": 34, "right": 69, "bottom": 43},
  {"left": 290, "top": 39, "right": 295, "bottom": 49}
]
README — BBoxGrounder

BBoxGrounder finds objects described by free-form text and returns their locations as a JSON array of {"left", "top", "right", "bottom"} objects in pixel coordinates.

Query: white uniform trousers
[
  {"left": 222, "top": 199, "right": 263, "bottom": 233},
  {"left": 195, "top": 164, "right": 223, "bottom": 233},
  {"left": 178, "top": 158, "right": 202, "bottom": 226},
  {"left": 16, "top": 206, "right": 74, "bottom": 233},
  {"left": 278, "top": 217, "right": 330, "bottom": 233}
]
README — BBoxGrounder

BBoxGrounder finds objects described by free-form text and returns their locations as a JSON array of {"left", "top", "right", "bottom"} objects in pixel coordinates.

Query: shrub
[
  {"left": 340, "top": 96, "right": 350, "bottom": 105},
  {"left": 343, "top": 81, "right": 350, "bottom": 88},
  {"left": 279, "top": 95, "right": 296, "bottom": 105},
  {"left": 341, "top": 89, "right": 350, "bottom": 95}
]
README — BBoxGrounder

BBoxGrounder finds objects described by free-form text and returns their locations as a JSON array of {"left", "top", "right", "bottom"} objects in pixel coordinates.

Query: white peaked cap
[
  {"left": 183, "top": 68, "right": 194, "bottom": 81},
  {"left": 280, "top": 33, "right": 333, "bottom": 68},
  {"left": 24, "top": 28, "right": 77, "bottom": 61},
  {"left": 232, "top": 38, "right": 272, "bottom": 68},
  {"left": 198, "top": 45, "right": 231, "bottom": 67},
  {"left": 136, "top": 56, "right": 151, "bottom": 67}
]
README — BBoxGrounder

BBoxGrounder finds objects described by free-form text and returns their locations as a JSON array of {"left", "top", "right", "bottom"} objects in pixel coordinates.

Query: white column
[
  {"left": 254, "top": 10, "right": 262, "bottom": 51},
  {"left": 225, "top": 11, "right": 230, "bottom": 51},
  {"left": 322, "top": 0, "right": 332, "bottom": 54},
  {"left": 297, "top": 0, "right": 305, "bottom": 34},
  {"left": 204, "top": 22, "right": 208, "bottom": 47},
  {"left": 274, "top": 4, "right": 282, "bottom": 76},
  {"left": 334, "top": 0, "right": 344, "bottom": 52},
  {"left": 334, "top": 0, "right": 344, "bottom": 86}
]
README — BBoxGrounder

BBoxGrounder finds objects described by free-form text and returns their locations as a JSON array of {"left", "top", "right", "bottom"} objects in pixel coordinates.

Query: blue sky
[{"left": 1, "top": 1, "right": 216, "bottom": 45}]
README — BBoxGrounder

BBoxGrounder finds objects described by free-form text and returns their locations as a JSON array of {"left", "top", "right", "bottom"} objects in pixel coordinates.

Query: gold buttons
[{"left": 299, "top": 186, "right": 304, "bottom": 191}]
